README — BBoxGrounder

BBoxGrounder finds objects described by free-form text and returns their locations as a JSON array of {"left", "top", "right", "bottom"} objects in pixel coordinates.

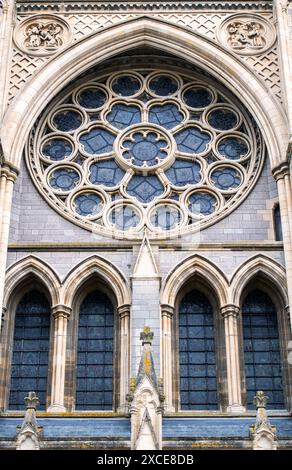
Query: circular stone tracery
[{"left": 27, "top": 64, "right": 264, "bottom": 238}]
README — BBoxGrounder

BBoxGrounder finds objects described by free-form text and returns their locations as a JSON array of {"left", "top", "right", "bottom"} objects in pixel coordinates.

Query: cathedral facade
[{"left": 0, "top": 0, "right": 292, "bottom": 450}]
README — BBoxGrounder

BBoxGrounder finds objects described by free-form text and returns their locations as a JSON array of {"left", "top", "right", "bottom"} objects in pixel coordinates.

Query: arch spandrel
[{"left": 1, "top": 16, "right": 288, "bottom": 172}]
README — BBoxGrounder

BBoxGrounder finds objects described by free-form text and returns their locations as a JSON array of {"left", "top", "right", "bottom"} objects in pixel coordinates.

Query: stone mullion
[
  {"left": 0, "top": 164, "right": 18, "bottom": 336},
  {"left": 221, "top": 305, "right": 245, "bottom": 412},
  {"left": 117, "top": 304, "right": 131, "bottom": 412},
  {"left": 161, "top": 304, "right": 174, "bottom": 412},
  {"left": 273, "top": 163, "right": 292, "bottom": 331},
  {"left": 48, "top": 305, "right": 71, "bottom": 412}
]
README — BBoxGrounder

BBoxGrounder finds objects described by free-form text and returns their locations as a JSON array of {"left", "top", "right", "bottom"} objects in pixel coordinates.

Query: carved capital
[
  {"left": 161, "top": 304, "right": 174, "bottom": 318},
  {"left": 117, "top": 304, "right": 131, "bottom": 319},
  {"left": 272, "top": 161, "right": 290, "bottom": 181},
  {"left": 220, "top": 304, "right": 240, "bottom": 319},
  {"left": 0, "top": 161, "right": 19, "bottom": 183},
  {"left": 51, "top": 304, "right": 71, "bottom": 320}
]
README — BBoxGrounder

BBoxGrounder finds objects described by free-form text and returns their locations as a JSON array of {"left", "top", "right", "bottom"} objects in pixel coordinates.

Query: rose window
[{"left": 27, "top": 66, "right": 264, "bottom": 238}]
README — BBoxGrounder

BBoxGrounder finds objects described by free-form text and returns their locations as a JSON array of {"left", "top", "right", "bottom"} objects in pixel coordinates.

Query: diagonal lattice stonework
[
  {"left": 242, "top": 48, "right": 281, "bottom": 101},
  {"left": 9, "top": 49, "right": 46, "bottom": 102},
  {"left": 8, "top": 11, "right": 281, "bottom": 105}
]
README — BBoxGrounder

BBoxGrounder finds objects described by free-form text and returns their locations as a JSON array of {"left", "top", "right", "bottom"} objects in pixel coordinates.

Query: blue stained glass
[
  {"left": 73, "top": 192, "right": 103, "bottom": 217},
  {"left": 165, "top": 159, "right": 201, "bottom": 187},
  {"left": 175, "top": 127, "right": 211, "bottom": 154},
  {"left": 149, "top": 75, "right": 178, "bottom": 96},
  {"left": 179, "top": 290, "right": 218, "bottom": 410},
  {"left": 112, "top": 75, "right": 141, "bottom": 96},
  {"left": 183, "top": 87, "right": 213, "bottom": 109},
  {"left": 76, "top": 291, "right": 113, "bottom": 410},
  {"left": 49, "top": 167, "right": 80, "bottom": 191},
  {"left": 126, "top": 175, "right": 164, "bottom": 203},
  {"left": 42, "top": 138, "right": 73, "bottom": 161},
  {"left": 188, "top": 191, "right": 217, "bottom": 216},
  {"left": 77, "top": 87, "right": 107, "bottom": 109},
  {"left": 211, "top": 166, "right": 242, "bottom": 190},
  {"left": 218, "top": 137, "right": 249, "bottom": 160},
  {"left": 274, "top": 204, "right": 283, "bottom": 241},
  {"left": 89, "top": 160, "right": 125, "bottom": 187},
  {"left": 106, "top": 103, "right": 141, "bottom": 129},
  {"left": 149, "top": 103, "right": 184, "bottom": 129},
  {"left": 53, "top": 110, "right": 82, "bottom": 132},
  {"left": 9, "top": 291, "right": 50, "bottom": 410},
  {"left": 150, "top": 204, "right": 181, "bottom": 230},
  {"left": 208, "top": 108, "right": 238, "bottom": 130},
  {"left": 122, "top": 132, "right": 168, "bottom": 167},
  {"left": 79, "top": 127, "right": 115, "bottom": 154},
  {"left": 109, "top": 205, "right": 141, "bottom": 230},
  {"left": 137, "top": 92, "right": 151, "bottom": 103},
  {"left": 242, "top": 290, "right": 285, "bottom": 409}
]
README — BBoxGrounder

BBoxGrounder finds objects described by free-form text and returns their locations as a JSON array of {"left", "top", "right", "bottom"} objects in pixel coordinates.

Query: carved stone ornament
[
  {"left": 216, "top": 14, "right": 276, "bottom": 56},
  {"left": 14, "top": 15, "right": 73, "bottom": 57}
]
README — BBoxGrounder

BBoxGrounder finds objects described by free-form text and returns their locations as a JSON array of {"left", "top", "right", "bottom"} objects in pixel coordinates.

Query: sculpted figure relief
[
  {"left": 25, "top": 22, "right": 63, "bottom": 49},
  {"left": 228, "top": 21, "right": 265, "bottom": 50}
]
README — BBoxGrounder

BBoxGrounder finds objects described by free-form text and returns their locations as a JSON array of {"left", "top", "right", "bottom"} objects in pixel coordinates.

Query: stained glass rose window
[{"left": 27, "top": 65, "right": 263, "bottom": 238}]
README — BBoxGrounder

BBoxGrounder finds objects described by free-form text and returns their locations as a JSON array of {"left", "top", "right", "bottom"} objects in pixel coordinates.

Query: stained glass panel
[
  {"left": 106, "top": 103, "right": 141, "bottom": 130},
  {"left": 165, "top": 159, "right": 201, "bottom": 187},
  {"left": 175, "top": 127, "right": 210, "bottom": 154},
  {"left": 242, "top": 290, "right": 285, "bottom": 409},
  {"left": 126, "top": 175, "right": 164, "bottom": 203},
  {"left": 76, "top": 291, "right": 114, "bottom": 410},
  {"left": 149, "top": 103, "right": 184, "bottom": 129},
  {"left": 89, "top": 160, "right": 125, "bottom": 187},
  {"left": 179, "top": 290, "right": 218, "bottom": 410},
  {"left": 53, "top": 110, "right": 83, "bottom": 132},
  {"left": 9, "top": 291, "right": 50, "bottom": 410}
]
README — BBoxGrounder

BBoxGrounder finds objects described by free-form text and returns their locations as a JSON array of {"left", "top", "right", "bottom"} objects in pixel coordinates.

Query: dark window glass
[
  {"left": 242, "top": 290, "right": 285, "bottom": 409},
  {"left": 149, "top": 103, "right": 183, "bottom": 129},
  {"left": 9, "top": 291, "right": 50, "bottom": 410},
  {"left": 76, "top": 291, "right": 114, "bottom": 410},
  {"left": 126, "top": 175, "right": 164, "bottom": 203},
  {"left": 274, "top": 204, "right": 283, "bottom": 241},
  {"left": 106, "top": 103, "right": 141, "bottom": 129},
  {"left": 179, "top": 290, "right": 218, "bottom": 410}
]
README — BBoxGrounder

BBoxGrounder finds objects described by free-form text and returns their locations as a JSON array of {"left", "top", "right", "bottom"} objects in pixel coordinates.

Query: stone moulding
[
  {"left": 13, "top": 14, "right": 73, "bottom": 57},
  {"left": 15, "top": 2, "right": 273, "bottom": 14},
  {"left": 216, "top": 13, "right": 276, "bottom": 56}
]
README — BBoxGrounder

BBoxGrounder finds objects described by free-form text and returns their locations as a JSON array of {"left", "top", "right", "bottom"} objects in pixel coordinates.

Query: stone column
[
  {"left": 118, "top": 304, "right": 131, "bottom": 412},
  {"left": 274, "top": 0, "right": 292, "bottom": 130},
  {"left": 273, "top": 162, "right": 292, "bottom": 332},
  {"left": 0, "top": 162, "right": 18, "bottom": 335},
  {"left": 221, "top": 304, "right": 245, "bottom": 412},
  {"left": 161, "top": 304, "right": 174, "bottom": 412},
  {"left": 48, "top": 305, "right": 71, "bottom": 412}
]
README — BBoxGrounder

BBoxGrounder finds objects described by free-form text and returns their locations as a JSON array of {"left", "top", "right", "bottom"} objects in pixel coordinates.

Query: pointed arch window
[
  {"left": 75, "top": 291, "right": 114, "bottom": 410},
  {"left": 274, "top": 204, "right": 283, "bottom": 241},
  {"left": 179, "top": 290, "right": 218, "bottom": 410},
  {"left": 242, "top": 289, "right": 285, "bottom": 409},
  {"left": 9, "top": 290, "right": 51, "bottom": 410}
]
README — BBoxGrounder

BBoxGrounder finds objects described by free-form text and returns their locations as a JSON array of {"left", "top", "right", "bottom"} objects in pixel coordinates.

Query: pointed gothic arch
[
  {"left": 4, "top": 255, "right": 61, "bottom": 308},
  {"left": 1, "top": 16, "right": 288, "bottom": 172},
  {"left": 230, "top": 254, "right": 288, "bottom": 308},
  {"left": 61, "top": 254, "right": 131, "bottom": 308},
  {"left": 161, "top": 254, "right": 229, "bottom": 308}
]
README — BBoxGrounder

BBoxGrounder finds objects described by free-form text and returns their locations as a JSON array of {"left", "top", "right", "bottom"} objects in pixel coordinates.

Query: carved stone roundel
[
  {"left": 14, "top": 15, "right": 73, "bottom": 57},
  {"left": 216, "top": 14, "right": 276, "bottom": 56}
]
